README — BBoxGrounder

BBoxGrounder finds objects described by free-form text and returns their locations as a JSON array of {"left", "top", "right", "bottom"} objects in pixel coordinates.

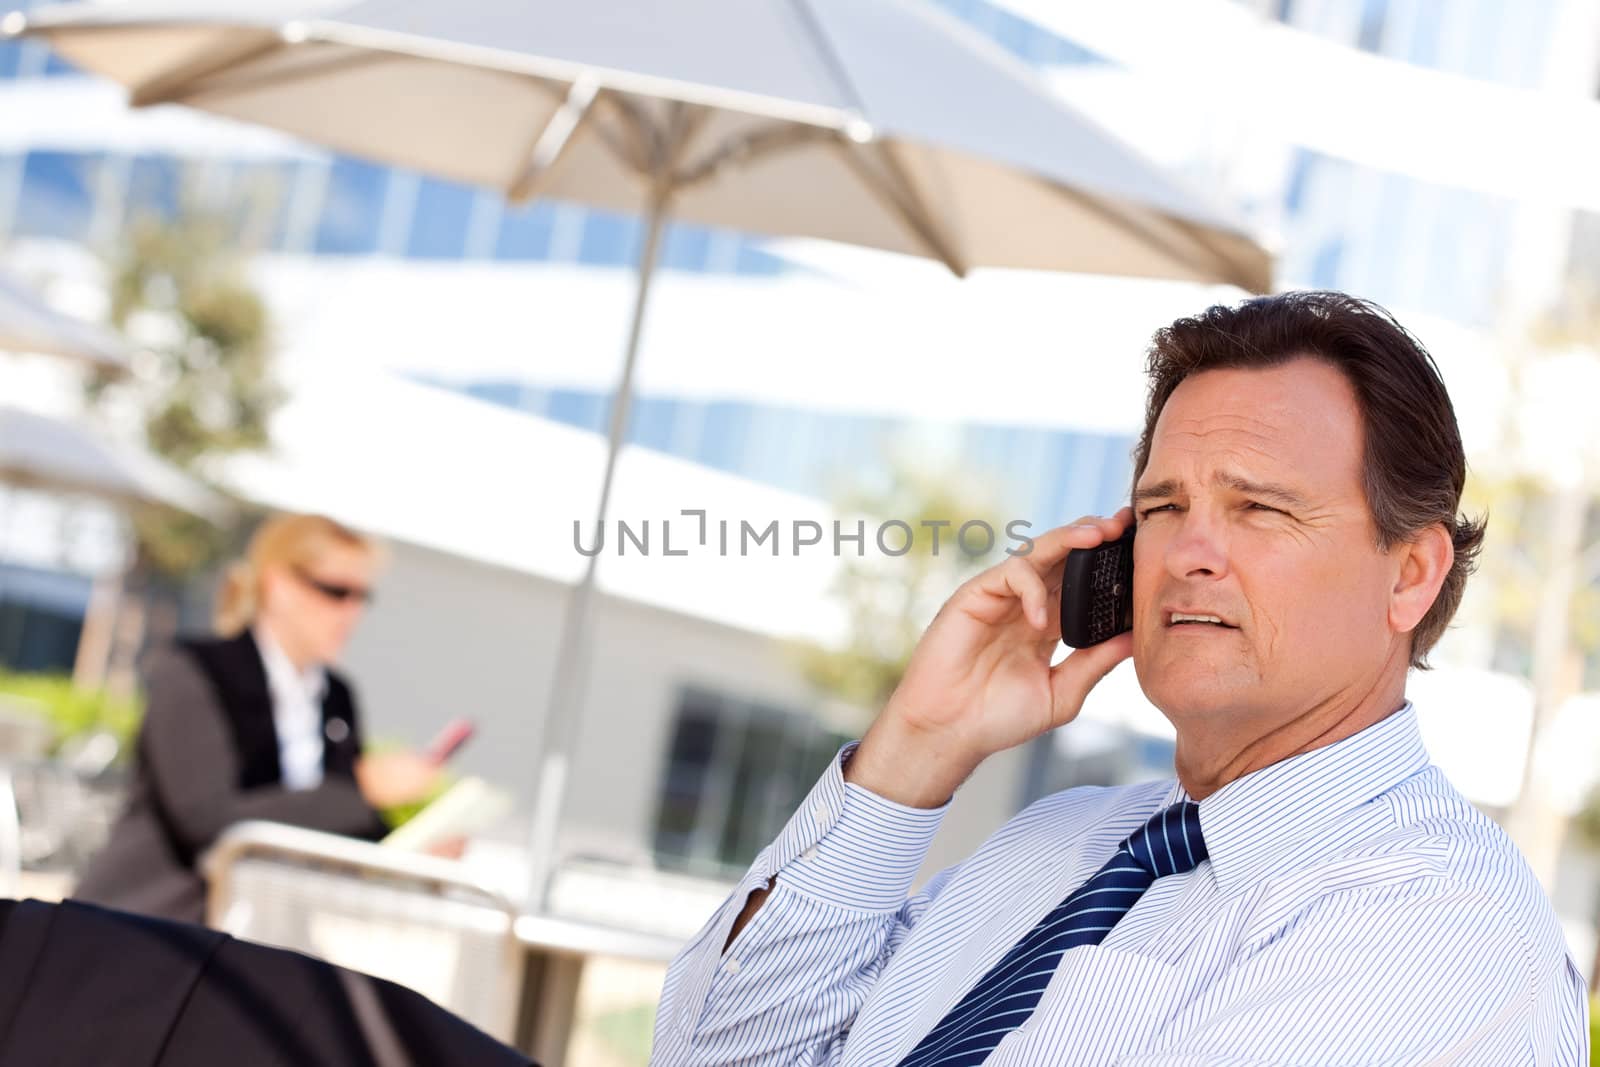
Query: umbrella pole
[{"left": 525, "top": 184, "right": 671, "bottom": 909}]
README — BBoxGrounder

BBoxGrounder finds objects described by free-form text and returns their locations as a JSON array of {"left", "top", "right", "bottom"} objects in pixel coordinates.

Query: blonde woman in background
[{"left": 74, "top": 513, "right": 441, "bottom": 923}]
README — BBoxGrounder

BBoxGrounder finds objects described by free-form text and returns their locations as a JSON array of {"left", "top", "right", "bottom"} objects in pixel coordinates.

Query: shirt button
[
  {"left": 812, "top": 801, "right": 832, "bottom": 826},
  {"left": 801, "top": 846, "right": 818, "bottom": 861},
  {"left": 723, "top": 958, "right": 741, "bottom": 975}
]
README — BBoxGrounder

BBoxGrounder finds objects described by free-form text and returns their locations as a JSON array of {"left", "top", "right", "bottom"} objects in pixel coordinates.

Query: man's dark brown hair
[{"left": 1131, "top": 289, "right": 1486, "bottom": 668}]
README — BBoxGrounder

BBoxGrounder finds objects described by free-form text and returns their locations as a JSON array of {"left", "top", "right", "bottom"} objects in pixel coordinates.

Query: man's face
[{"left": 1130, "top": 358, "right": 1401, "bottom": 741}]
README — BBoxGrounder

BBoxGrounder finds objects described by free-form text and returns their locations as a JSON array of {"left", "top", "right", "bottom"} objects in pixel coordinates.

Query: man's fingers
[
  {"left": 1012, "top": 518, "right": 1119, "bottom": 576},
  {"left": 998, "top": 559, "right": 1049, "bottom": 629},
  {"left": 1047, "top": 631, "right": 1133, "bottom": 727},
  {"left": 961, "top": 510, "right": 1137, "bottom": 627}
]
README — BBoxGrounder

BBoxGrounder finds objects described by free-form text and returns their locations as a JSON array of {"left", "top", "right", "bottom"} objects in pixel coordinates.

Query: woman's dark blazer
[{"left": 72, "top": 630, "right": 388, "bottom": 923}]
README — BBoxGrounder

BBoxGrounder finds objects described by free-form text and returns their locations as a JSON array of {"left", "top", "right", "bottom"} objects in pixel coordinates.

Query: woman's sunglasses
[{"left": 293, "top": 566, "right": 375, "bottom": 606}]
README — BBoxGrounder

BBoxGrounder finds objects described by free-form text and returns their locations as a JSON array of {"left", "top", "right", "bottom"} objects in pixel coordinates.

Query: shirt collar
[
  {"left": 1159, "top": 701, "right": 1430, "bottom": 896},
  {"left": 253, "top": 623, "right": 328, "bottom": 707}
]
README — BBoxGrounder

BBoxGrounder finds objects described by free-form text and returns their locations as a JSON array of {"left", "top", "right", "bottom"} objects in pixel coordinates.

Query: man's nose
[{"left": 1163, "top": 510, "right": 1229, "bottom": 581}]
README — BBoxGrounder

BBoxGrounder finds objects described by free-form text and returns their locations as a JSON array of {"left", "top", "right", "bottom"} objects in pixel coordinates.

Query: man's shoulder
[
  {"left": 1376, "top": 765, "right": 1537, "bottom": 889},
  {"left": 1340, "top": 765, "right": 1569, "bottom": 961}
]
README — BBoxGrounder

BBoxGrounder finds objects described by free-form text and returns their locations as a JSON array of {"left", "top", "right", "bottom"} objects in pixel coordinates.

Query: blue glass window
[
  {"left": 696, "top": 402, "right": 750, "bottom": 469},
  {"left": 546, "top": 388, "right": 609, "bottom": 433},
  {"left": 407, "top": 175, "right": 474, "bottom": 259},
  {"left": 629, "top": 396, "right": 678, "bottom": 452},
  {"left": 313, "top": 156, "right": 387, "bottom": 255},
  {"left": 465, "top": 381, "right": 521, "bottom": 408},
  {"left": 930, "top": 0, "right": 1106, "bottom": 67},
  {"left": 930, "top": 0, "right": 982, "bottom": 24},
  {"left": 662, "top": 222, "right": 711, "bottom": 272},
  {"left": 1356, "top": 0, "right": 1389, "bottom": 52},
  {"left": 1282, "top": 149, "right": 1313, "bottom": 212},
  {"left": 1463, "top": 0, "right": 1504, "bottom": 83},
  {"left": 516, "top": 385, "right": 550, "bottom": 416},
  {"left": 1419, "top": 187, "right": 1510, "bottom": 325},
  {"left": 0, "top": 39, "right": 23, "bottom": 80},
  {"left": 1309, "top": 239, "right": 1344, "bottom": 288},
  {"left": 733, "top": 238, "right": 785, "bottom": 276},
  {"left": 14, "top": 151, "right": 98, "bottom": 240},
  {"left": 219, "top": 161, "right": 297, "bottom": 252},
  {"left": 989, "top": 7, "right": 1032, "bottom": 58},
  {"left": 41, "top": 51, "right": 77, "bottom": 77},
  {"left": 1406, "top": 0, "right": 1443, "bottom": 68},
  {"left": 126, "top": 155, "right": 181, "bottom": 222},
  {"left": 577, "top": 208, "right": 641, "bottom": 266},
  {"left": 495, "top": 199, "right": 557, "bottom": 261}
]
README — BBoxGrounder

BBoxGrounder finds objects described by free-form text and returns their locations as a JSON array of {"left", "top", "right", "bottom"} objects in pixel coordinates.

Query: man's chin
[{"left": 1135, "top": 660, "right": 1256, "bottom": 723}]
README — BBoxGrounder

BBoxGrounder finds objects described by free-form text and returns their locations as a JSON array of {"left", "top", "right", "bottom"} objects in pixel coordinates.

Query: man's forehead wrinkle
[
  {"left": 1154, "top": 428, "right": 1281, "bottom": 478},
  {"left": 1160, "top": 409, "right": 1295, "bottom": 445}
]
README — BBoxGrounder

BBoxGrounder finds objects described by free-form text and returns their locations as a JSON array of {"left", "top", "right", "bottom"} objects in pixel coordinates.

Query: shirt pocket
[{"left": 986, "top": 945, "right": 1185, "bottom": 1066}]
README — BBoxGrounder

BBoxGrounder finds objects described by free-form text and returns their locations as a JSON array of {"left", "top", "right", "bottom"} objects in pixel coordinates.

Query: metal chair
[
  {"left": 201, "top": 821, "right": 525, "bottom": 1044},
  {"left": 0, "top": 698, "right": 56, "bottom": 897}
]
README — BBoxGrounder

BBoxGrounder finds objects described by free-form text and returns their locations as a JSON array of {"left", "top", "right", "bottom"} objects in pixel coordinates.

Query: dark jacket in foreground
[
  {"left": 73, "top": 630, "right": 388, "bottom": 923},
  {"left": 0, "top": 897, "right": 532, "bottom": 1066}
]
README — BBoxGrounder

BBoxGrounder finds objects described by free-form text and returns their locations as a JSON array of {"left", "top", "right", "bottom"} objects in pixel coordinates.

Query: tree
[
  {"left": 1461, "top": 288, "right": 1600, "bottom": 982},
  {"left": 788, "top": 443, "right": 1007, "bottom": 734},
  {"left": 80, "top": 205, "right": 280, "bottom": 687}
]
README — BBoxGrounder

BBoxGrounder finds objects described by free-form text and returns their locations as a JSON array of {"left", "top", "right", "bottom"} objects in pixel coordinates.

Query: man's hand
[{"left": 846, "top": 509, "right": 1136, "bottom": 808}]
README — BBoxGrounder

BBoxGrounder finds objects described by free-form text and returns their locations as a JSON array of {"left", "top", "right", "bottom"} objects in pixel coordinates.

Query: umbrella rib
[
  {"left": 673, "top": 122, "right": 834, "bottom": 190},
  {"left": 138, "top": 45, "right": 403, "bottom": 109},
  {"left": 1049, "top": 179, "right": 1266, "bottom": 292},
  {"left": 834, "top": 140, "right": 968, "bottom": 277},
  {"left": 872, "top": 141, "right": 968, "bottom": 276},
  {"left": 603, "top": 92, "right": 665, "bottom": 174},
  {"left": 127, "top": 29, "right": 289, "bottom": 107},
  {"left": 507, "top": 74, "right": 601, "bottom": 203},
  {"left": 788, "top": 0, "right": 870, "bottom": 118}
]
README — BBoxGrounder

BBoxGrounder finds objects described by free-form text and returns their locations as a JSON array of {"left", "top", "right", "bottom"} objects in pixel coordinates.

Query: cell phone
[
  {"left": 1058, "top": 527, "right": 1135, "bottom": 649},
  {"left": 423, "top": 718, "right": 476, "bottom": 765}
]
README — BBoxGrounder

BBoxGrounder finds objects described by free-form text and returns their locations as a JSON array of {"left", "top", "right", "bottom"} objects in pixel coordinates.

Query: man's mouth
[{"left": 1165, "top": 611, "right": 1238, "bottom": 629}]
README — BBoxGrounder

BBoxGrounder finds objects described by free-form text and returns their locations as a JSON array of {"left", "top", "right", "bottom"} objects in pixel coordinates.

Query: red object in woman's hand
[{"left": 423, "top": 718, "right": 476, "bottom": 765}]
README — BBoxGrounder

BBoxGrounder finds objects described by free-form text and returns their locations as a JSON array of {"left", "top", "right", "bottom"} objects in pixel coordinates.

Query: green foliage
[
  {"left": 0, "top": 670, "right": 143, "bottom": 758},
  {"left": 1573, "top": 787, "right": 1600, "bottom": 853},
  {"left": 1460, "top": 473, "right": 1599, "bottom": 674},
  {"left": 89, "top": 205, "right": 283, "bottom": 580},
  {"left": 789, "top": 446, "right": 1003, "bottom": 731}
]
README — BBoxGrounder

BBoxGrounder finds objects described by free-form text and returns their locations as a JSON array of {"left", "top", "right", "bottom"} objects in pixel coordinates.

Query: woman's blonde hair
[{"left": 215, "top": 513, "right": 382, "bottom": 637}]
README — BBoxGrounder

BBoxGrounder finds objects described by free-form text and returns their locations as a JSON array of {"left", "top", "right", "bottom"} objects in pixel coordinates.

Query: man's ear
[{"left": 1389, "top": 523, "right": 1454, "bottom": 637}]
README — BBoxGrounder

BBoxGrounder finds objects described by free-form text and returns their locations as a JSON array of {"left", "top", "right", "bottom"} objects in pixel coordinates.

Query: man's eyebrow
[
  {"left": 1131, "top": 474, "right": 1312, "bottom": 510},
  {"left": 1132, "top": 479, "right": 1180, "bottom": 505},
  {"left": 1214, "top": 473, "right": 1311, "bottom": 510}
]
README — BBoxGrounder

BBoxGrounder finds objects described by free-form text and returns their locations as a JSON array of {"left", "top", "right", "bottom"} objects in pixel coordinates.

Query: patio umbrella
[
  {"left": 7, "top": 0, "right": 1273, "bottom": 904},
  {"left": 0, "top": 271, "right": 129, "bottom": 375},
  {"left": 0, "top": 406, "right": 222, "bottom": 518},
  {"left": 0, "top": 405, "right": 224, "bottom": 691}
]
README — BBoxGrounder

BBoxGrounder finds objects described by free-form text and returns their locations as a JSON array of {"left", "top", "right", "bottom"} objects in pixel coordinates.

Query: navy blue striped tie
[{"left": 898, "top": 802, "right": 1208, "bottom": 1067}]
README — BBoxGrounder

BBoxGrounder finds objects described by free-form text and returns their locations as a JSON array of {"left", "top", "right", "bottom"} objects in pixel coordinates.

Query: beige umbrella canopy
[
  {"left": 9, "top": 0, "right": 1272, "bottom": 904},
  {"left": 8, "top": 1, "right": 1269, "bottom": 286}
]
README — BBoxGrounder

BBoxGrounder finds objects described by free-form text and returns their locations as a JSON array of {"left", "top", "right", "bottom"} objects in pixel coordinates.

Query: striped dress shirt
[{"left": 653, "top": 703, "right": 1590, "bottom": 1065}]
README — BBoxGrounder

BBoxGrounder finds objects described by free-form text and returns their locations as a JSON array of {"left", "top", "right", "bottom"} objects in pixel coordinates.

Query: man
[{"left": 651, "top": 292, "right": 1590, "bottom": 1065}]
